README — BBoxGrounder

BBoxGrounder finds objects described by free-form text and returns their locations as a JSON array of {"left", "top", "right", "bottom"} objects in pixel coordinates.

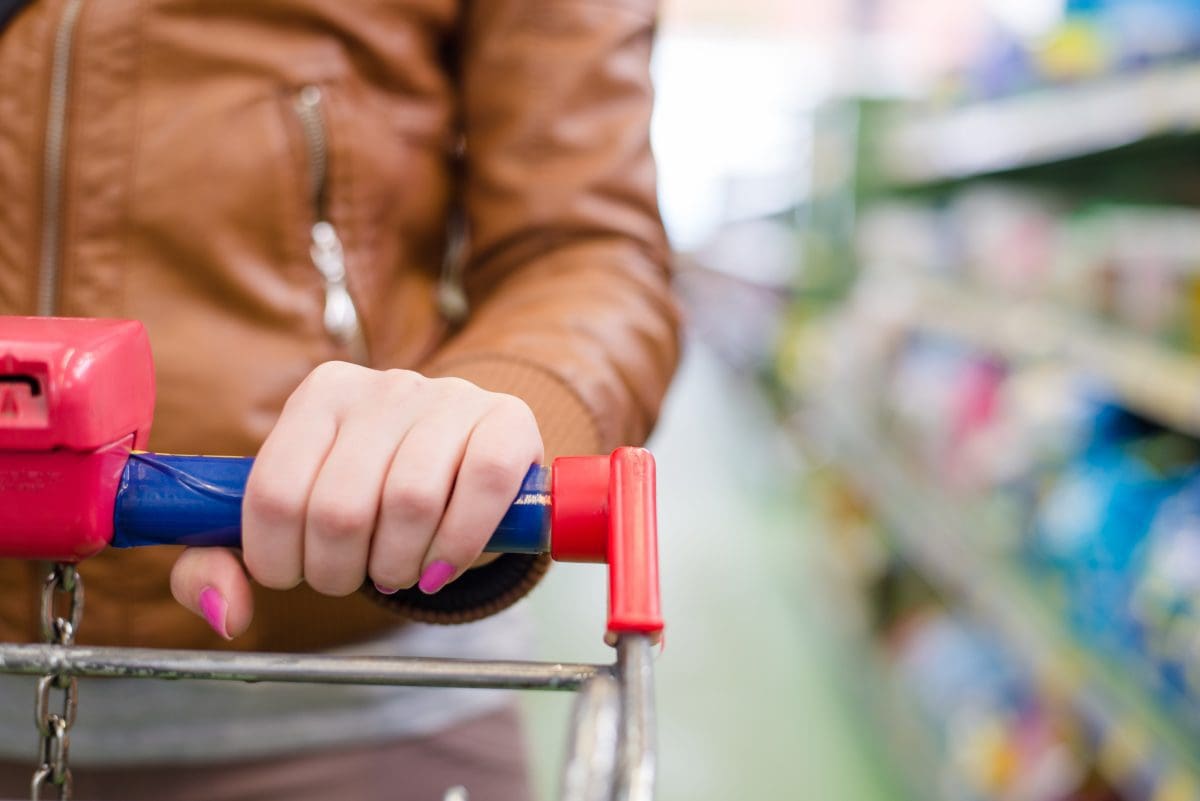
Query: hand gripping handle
[{"left": 110, "top": 447, "right": 665, "bottom": 643}]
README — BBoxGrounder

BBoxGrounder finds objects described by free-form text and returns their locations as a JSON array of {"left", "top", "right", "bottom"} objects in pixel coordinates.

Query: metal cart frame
[{"left": 0, "top": 561, "right": 658, "bottom": 801}]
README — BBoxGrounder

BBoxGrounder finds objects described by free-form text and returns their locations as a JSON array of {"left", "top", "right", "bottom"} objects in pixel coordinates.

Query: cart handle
[
  {"left": 113, "top": 447, "right": 664, "bottom": 641},
  {"left": 4, "top": 442, "right": 664, "bottom": 644},
  {"left": 0, "top": 316, "right": 663, "bottom": 642}
]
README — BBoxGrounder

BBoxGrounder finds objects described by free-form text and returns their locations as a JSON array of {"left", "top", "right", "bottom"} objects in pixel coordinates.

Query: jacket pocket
[{"left": 290, "top": 84, "right": 368, "bottom": 360}]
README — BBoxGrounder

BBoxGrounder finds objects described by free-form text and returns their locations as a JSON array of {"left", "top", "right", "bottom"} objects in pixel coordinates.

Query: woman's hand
[{"left": 168, "top": 361, "right": 544, "bottom": 639}]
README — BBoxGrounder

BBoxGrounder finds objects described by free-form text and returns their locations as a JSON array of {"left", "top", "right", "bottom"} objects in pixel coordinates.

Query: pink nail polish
[
  {"left": 418, "top": 561, "right": 455, "bottom": 594},
  {"left": 373, "top": 582, "right": 399, "bottom": 596},
  {"left": 198, "top": 586, "right": 231, "bottom": 640}
]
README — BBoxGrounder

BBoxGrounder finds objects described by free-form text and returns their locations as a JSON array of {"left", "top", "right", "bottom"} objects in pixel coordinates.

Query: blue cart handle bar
[{"left": 111, "top": 453, "right": 552, "bottom": 554}]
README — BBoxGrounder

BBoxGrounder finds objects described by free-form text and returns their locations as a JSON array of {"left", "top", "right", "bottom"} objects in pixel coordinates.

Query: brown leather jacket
[{"left": 0, "top": 0, "right": 679, "bottom": 652}]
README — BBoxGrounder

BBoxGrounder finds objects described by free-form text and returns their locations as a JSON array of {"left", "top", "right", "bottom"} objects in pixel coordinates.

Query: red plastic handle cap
[
  {"left": 606, "top": 447, "right": 663, "bottom": 642},
  {"left": 550, "top": 455, "right": 609, "bottom": 563}
]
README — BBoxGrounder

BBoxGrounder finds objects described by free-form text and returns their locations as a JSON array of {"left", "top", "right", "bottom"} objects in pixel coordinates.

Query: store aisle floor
[{"left": 523, "top": 336, "right": 902, "bottom": 801}]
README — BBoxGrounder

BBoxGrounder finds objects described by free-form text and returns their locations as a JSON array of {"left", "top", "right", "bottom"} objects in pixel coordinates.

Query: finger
[
  {"left": 367, "top": 403, "right": 489, "bottom": 593},
  {"left": 417, "top": 397, "right": 543, "bottom": 593},
  {"left": 241, "top": 388, "right": 339, "bottom": 590},
  {"left": 170, "top": 547, "right": 255, "bottom": 640},
  {"left": 303, "top": 412, "right": 409, "bottom": 596}
]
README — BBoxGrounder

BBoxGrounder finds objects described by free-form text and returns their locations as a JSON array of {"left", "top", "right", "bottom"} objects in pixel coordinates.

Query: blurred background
[{"left": 524, "top": 1, "right": 1200, "bottom": 800}]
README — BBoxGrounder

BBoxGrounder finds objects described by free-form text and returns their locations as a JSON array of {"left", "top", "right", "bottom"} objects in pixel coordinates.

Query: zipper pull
[
  {"left": 436, "top": 280, "right": 469, "bottom": 325},
  {"left": 310, "top": 221, "right": 360, "bottom": 345},
  {"left": 437, "top": 206, "right": 470, "bottom": 325}
]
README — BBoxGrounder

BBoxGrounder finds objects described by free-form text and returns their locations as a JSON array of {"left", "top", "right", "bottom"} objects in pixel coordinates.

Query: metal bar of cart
[
  {"left": 559, "top": 672, "right": 622, "bottom": 801},
  {"left": 0, "top": 635, "right": 658, "bottom": 801},
  {"left": 614, "top": 636, "right": 656, "bottom": 801},
  {"left": 0, "top": 644, "right": 605, "bottom": 691}
]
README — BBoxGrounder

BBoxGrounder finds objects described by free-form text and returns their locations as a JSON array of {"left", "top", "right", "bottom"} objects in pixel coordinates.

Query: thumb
[{"left": 170, "top": 547, "right": 255, "bottom": 640}]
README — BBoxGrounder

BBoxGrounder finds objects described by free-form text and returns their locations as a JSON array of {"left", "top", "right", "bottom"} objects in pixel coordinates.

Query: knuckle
[
  {"left": 244, "top": 480, "right": 302, "bottom": 528},
  {"left": 300, "top": 361, "right": 360, "bottom": 395},
  {"left": 492, "top": 394, "right": 539, "bottom": 433},
  {"left": 241, "top": 543, "right": 301, "bottom": 590},
  {"left": 248, "top": 562, "right": 301, "bottom": 591},
  {"left": 308, "top": 499, "right": 375, "bottom": 541},
  {"left": 379, "top": 369, "right": 423, "bottom": 402},
  {"left": 304, "top": 569, "right": 361, "bottom": 598},
  {"left": 383, "top": 483, "right": 444, "bottom": 523},
  {"left": 383, "top": 368, "right": 421, "bottom": 385},
  {"left": 468, "top": 452, "right": 525, "bottom": 494},
  {"left": 492, "top": 392, "right": 531, "bottom": 415},
  {"left": 489, "top": 396, "right": 543, "bottom": 459},
  {"left": 434, "top": 376, "right": 476, "bottom": 396},
  {"left": 313, "top": 360, "right": 358, "bottom": 381},
  {"left": 431, "top": 534, "right": 481, "bottom": 570},
  {"left": 288, "top": 362, "right": 360, "bottom": 409}
]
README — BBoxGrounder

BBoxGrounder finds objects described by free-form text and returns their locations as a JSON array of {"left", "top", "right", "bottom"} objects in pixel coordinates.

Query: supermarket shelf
[
  {"left": 800, "top": 402, "right": 1200, "bottom": 801},
  {"left": 907, "top": 280, "right": 1200, "bottom": 439},
  {"left": 878, "top": 62, "right": 1200, "bottom": 186}
]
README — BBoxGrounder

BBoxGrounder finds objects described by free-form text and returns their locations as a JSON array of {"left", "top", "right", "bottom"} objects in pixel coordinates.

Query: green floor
[{"left": 523, "top": 340, "right": 904, "bottom": 801}]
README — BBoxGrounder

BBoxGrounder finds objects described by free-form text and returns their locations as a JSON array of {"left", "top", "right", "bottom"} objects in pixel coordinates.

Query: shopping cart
[{"left": 0, "top": 317, "right": 663, "bottom": 801}]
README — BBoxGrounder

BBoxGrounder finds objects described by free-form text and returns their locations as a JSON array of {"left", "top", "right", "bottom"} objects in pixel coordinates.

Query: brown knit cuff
[{"left": 360, "top": 553, "right": 552, "bottom": 624}]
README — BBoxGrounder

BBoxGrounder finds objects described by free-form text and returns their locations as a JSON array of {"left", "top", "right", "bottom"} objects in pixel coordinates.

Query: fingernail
[
  {"left": 373, "top": 582, "right": 399, "bottom": 596},
  {"left": 418, "top": 560, "right": 455, "bottom": 594},
  {"left": 198, "top": 586, "right": 231, "bottom": 640}
]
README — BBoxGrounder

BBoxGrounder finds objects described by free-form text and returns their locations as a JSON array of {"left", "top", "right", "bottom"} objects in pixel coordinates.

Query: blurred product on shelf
[
  {"left": 1132, "top": 472, "right": 1200, "bottom": 702},
  {"left": 1031, "top": 405, "right": 1196, "bottom": 663},
  {"left": 857, "top": 193, "right": 1200, "bottom": 352},
  {"left": 885, "top": 606, "right": 1103, "bottom": 801},
  {"left": 948, "top": 0, "right": 1200, "bottom": 102}
]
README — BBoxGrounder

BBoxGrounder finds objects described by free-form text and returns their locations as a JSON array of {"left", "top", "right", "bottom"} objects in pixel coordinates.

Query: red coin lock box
[{"left": 0, "top": 318, "right": 154, "bottom": 561}]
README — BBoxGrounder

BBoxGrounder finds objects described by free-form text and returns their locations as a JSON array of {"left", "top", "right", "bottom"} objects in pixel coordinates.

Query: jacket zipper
[
  {"left": 292, "top": 85, "right": 363, "bottom": 350},
  {"left": 37, "top": 0, "right": 85, "bottom": 316},
  {"left": 436, "top": 134, "right": 470, "bottom": 325},
  {"left": 436, "top": 206, "right": 469, "bottom": 324}
]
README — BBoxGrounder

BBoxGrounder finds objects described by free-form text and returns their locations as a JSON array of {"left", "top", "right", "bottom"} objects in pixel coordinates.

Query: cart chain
[{"left": 30, "top": 564, "right": 83, "bottom": 801}]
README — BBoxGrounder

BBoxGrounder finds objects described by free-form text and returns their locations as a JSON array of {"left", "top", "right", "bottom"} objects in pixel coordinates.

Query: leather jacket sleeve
[
  {"left": 388, "top": 0, "right": 681, "bottom": 623},
  {"left": 427, "top": 0, "right": 680, "bottom": 454}
]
